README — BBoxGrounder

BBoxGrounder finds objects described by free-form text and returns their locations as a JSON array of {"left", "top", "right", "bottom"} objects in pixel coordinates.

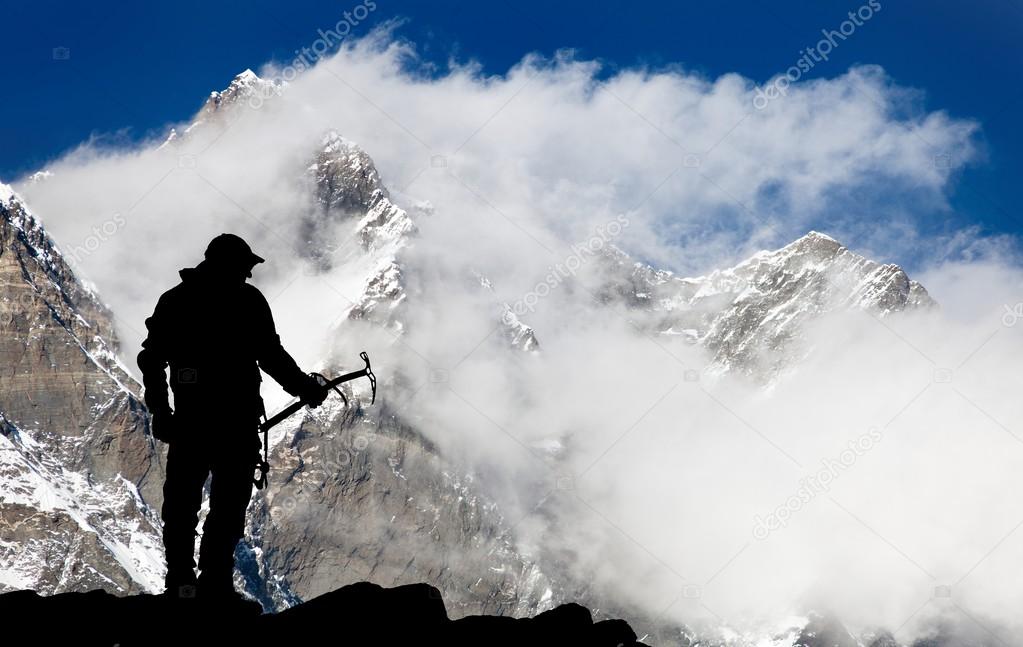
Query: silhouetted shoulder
[
  {"left": 240, "top": 282, "right": 273, "bottom": 315},
  {"left": 158, "top": 281, "right": 190, "bottom": 304},
  {"left": 240, "top": 281, "right": 268, "bottom": 301},
  {"left": 153, "top": 271, "right": 201, "bottom": 308}
]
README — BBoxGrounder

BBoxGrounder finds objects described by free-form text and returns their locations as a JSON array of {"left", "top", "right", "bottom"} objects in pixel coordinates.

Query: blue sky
[{"left": 1, "top": 0, "right": 1020, "bottom": 241}]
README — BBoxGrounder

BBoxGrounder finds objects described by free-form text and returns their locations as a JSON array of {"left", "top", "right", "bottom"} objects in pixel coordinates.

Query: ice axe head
[{"left": 360, "top": 351, "right": 377, "bottom": 404}]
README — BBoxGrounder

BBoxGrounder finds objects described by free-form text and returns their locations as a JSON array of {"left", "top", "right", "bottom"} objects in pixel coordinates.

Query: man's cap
[{"left": 204, "top": 233, "right": 265, "bottom": 268}]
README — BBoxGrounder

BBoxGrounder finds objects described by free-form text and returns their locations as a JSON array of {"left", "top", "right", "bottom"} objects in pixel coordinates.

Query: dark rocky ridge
[{"left": 0, "top": 581, "right": 644, "bottom": 647}]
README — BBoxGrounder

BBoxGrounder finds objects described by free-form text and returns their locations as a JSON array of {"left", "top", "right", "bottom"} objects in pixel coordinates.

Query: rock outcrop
[{"left": 0, "top": 580, "right": 644, "bottom": 647}]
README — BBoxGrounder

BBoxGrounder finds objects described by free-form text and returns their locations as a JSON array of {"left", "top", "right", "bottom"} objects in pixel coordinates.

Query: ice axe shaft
[
  {"left": 259, "top": 352, "right": 376, "bottom": 434},
  {"left": 254, "top": 352, "right": 376, "bottom": 489}
]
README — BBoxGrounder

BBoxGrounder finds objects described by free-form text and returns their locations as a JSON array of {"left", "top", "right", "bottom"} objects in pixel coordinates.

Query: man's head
[{"left": 203, "top": 233, "right": 264, "bottom": 281}]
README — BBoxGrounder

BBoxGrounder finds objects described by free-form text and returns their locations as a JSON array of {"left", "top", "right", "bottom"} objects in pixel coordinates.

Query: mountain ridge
[{"left": 0, "top": 184, "right": 165, "bottom": 594}]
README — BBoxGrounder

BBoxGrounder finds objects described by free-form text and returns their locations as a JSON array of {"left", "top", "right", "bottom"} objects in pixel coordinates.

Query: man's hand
[
  {"left": 151, "top": 410, "right": 176, "bottom": 443},
  {"left": 298, "top": 374, "right": 328, "bottom": 409}
]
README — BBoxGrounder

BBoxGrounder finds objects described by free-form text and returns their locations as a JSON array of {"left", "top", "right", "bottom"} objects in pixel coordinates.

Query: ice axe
[{"left": 254, "top": 351, "right": 376, "bottom": 489}]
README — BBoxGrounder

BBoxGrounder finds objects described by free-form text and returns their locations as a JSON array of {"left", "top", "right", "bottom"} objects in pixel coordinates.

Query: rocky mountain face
[
  {"left": 0, "top": 184, "right": 165, "bottom": 594},
  {"left": 232, "top": 123, "right": 556, "bottom": 617},
  {"left": 1, "top": 70, "right": 959, "bottom": 645},
  {"left": 241, "top": 398, "right": 557, "bottom": 616}
]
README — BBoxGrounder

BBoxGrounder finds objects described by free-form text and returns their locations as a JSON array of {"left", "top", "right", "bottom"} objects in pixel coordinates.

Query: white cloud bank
[{"left": 14, "top": 29, "right": 1023, "bottom": 643}]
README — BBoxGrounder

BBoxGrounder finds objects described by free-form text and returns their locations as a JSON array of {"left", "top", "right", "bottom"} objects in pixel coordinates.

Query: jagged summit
[
  {"left": 730, "top": 230, "right": 933, "bottom": 312},
  {"left": 595, "top": 231, "right": 933, "bottom": 378},
  {"left": 27, "top": 170, "right": 53, "bottom": 185},
  {"left": 200, "top": 68, "right": 283, "bottom": 115},
  {"left": 312, "top": 130, "right": 391, "bottom": 214},
  {"left": 794, "top": 229, "right": 840, "bottom": 245},
  {"left": 731, "top": 230, "right": 846, "bottom": 271},
  {"left": 235, "top": 68, "right": 259, "bottom": 82},
  {"left": 158, "top": 69, "right": 285, "bottom": 149},
  {"left": 0, "top": 181, "right": 15, "bottom": 206}
]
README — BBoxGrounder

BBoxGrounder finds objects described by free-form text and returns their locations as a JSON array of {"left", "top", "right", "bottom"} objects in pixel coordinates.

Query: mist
[{"left": 14, "top": 28, "right": 1023, "bottom": 642}]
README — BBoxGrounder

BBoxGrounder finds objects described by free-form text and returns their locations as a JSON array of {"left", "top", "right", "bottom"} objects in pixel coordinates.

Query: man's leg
[
  {"left": 161, "top": 440, "right": 209, "bottom": 595},
  {"left": 196, "top": 442, "right": 258, "bottom": 596}
]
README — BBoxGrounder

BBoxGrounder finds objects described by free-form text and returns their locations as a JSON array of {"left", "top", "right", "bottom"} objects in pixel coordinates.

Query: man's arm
[
  {"left": 137, "top": 294, "right": 173, "bottom": 417},
  {"left": 252, "top": 289, "right": 326, "bottom": 406}
]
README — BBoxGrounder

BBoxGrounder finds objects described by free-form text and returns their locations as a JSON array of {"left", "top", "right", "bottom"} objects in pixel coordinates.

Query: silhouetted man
[{"left": 137, "top": 233, "right": 326, "bottom": 600}]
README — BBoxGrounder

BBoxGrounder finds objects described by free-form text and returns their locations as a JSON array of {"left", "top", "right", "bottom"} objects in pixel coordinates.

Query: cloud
[{"left": 14, "top": 28, "right": 1023, "bottom": 641}]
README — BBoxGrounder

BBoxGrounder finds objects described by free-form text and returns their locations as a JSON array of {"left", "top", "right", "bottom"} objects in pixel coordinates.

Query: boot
[
  {"left": 163, "top": 567, "right": 197, "bottom": 599},
  {"left": 196, "top": 568, "right": 241, "bottom": 603}
]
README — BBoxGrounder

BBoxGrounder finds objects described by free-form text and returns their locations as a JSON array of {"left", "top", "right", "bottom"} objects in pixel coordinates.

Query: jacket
[{"left": 137, "top": 262, "right": 310, "bottom": 425}]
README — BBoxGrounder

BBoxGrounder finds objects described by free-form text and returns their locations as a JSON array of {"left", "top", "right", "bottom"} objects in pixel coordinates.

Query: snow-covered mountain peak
[
  {"left": 157, "top": 69, "right": 286, "bottom": 149},
  {"left": 792, "top": 229, "right": 840, "bottom": 247},
  {"left": 235, "top": 68, "right": 259, "bottom": 83},
  {"left": 592, "top": 231, "right": 933, "bottom": 379},
  {"left": 312, "top": 130, "right": 390, "bottom": 214},
  {"left": 320, "top": 129, "right": 358, "bottom": 153},
  {"left": 0, "top": 182, "right": 16, "bottom": 207},
  {"left": 27, "top": 170, "right": 53, "bottom": 185},
  {"left": 734, "top": 230, "right": 845, "bottom": 274},
  {"left": 200, "top": 68, "right": 284, "bottom": 115}
]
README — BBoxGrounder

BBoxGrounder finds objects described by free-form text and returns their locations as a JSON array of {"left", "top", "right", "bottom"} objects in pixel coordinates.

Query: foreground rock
[{"left": 0, "top": 580, "right": 645, "bottom": 646}]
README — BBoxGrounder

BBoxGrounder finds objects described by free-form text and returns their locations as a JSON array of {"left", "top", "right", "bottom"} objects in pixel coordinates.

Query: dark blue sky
[{"left": 1, "top": 0, "right": 1020, "bottom": 239}]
